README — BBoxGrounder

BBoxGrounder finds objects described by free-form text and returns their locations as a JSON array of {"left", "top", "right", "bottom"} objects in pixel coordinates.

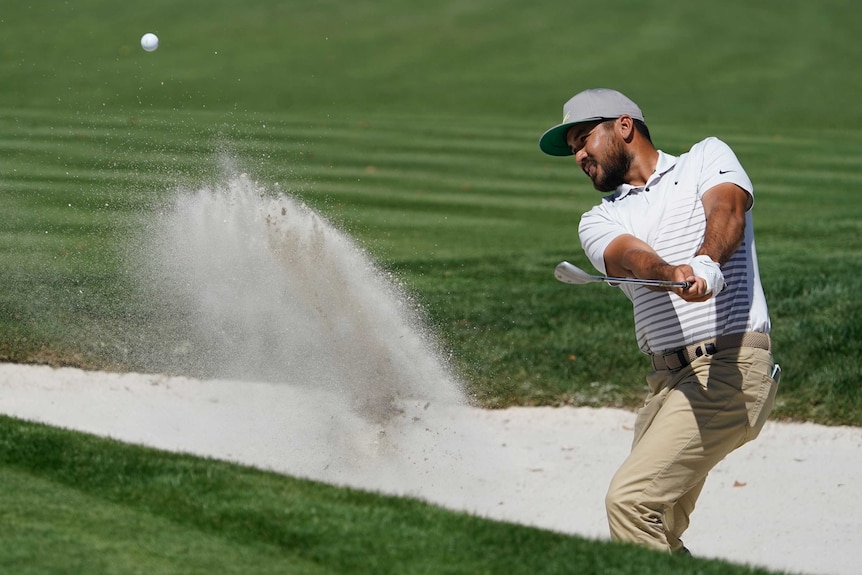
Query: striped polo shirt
[{"left": 578, "top": 137, "right": 770, "bottom": 355}]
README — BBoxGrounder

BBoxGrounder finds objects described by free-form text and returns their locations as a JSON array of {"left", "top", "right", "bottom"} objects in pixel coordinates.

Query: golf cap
[{"left": 539, "top": 88, "right": 645, "bottom": 156}]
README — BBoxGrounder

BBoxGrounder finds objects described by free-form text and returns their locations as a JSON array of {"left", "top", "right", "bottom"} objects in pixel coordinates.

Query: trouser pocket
[{"left": 744, "top": 364, "right": 779, "bottom": 442}]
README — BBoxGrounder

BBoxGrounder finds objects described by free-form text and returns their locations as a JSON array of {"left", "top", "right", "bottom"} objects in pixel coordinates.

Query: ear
[{"left": 616, "top": 115, "right": 635, "bottom": 142}]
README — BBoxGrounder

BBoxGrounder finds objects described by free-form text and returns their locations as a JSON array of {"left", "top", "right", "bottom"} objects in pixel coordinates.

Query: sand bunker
[{"left": 1, "top": 363, "right": 859, "bottom": 575}]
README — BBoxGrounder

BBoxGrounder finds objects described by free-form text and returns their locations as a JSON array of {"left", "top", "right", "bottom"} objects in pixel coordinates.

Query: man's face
[{"left": 565, "top": 120, "right": 631, "bottom": 192}]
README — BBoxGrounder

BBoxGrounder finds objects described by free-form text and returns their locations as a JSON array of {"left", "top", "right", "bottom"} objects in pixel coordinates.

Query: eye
[{"left": 572, "top": 133, "right": 588, "bottom": 153}]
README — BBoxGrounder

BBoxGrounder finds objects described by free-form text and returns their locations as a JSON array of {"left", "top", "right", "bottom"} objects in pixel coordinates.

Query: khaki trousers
[{"left": 605, "top": 346, "right": 778, "bottom": 552}]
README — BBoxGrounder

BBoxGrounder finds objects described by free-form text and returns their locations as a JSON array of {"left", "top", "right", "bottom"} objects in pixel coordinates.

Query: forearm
[
  {"left": 697, "top": 182, "right": 750, "bottom": 264},
  {"left": 604, "top": 235, "right": 678, "bottom": 282},
  {"left": 696, "top": 204, "right": 745, "bottom": 265},
  {"left": 618, "top": 247, "right": 675, "bottom": 282}
]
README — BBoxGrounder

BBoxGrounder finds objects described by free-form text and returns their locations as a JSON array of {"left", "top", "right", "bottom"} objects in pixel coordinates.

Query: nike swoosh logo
[{"left": 719, "top": 169, "right": 734, "bottom": 174}]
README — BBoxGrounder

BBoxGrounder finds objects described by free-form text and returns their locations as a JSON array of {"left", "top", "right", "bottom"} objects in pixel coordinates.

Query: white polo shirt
[{"left": 578, "top": 137, "right": 770, "bottom": 354}]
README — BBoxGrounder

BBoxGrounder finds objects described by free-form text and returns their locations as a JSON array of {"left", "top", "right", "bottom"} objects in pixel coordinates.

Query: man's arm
[
  {"left": 697, "top": 182, "right": 750, "bottom": 264},
  {"left": 602, "top": 182, "right": 750, "bottom": 301}
]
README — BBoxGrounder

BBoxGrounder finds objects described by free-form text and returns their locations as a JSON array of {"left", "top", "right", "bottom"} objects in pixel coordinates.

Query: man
[{"left": 539, "top": 88, "right": 779, "bottom": 553}]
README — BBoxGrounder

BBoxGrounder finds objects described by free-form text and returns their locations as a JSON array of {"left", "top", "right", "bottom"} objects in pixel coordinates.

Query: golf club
[{"left": 554, "top": 261, "right": 692, "bottom": 289}]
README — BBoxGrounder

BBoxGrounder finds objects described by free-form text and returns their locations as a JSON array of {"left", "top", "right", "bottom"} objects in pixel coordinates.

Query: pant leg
[
  {"left": 606, "top": 347, "right": 777, "bottom": 551},
  {"left": 665, "top": 476, "right": 705, "bottom": 552}
]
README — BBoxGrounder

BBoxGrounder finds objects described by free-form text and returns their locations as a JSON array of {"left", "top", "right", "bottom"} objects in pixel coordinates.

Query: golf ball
[{"left": 141, "top": 33, "right": 159, "bottom": 52}]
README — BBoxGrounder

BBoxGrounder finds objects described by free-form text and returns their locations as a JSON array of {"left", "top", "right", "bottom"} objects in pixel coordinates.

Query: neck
[{"left": 625, "top": 145, "right": 659, "bottom": 187}]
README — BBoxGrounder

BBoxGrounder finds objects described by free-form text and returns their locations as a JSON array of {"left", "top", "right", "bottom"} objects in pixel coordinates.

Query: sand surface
[{"left": 1, "top": 362, "right": 859, "bottom": 575}]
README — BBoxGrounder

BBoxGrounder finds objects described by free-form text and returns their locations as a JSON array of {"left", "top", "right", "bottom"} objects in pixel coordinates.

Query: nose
[{"left": 574, "top": 147, "right": 588, "bottom": 164}]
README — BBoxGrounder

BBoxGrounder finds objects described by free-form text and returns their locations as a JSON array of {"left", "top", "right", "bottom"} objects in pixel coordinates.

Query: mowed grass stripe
[
  {"left": 1, "top": 111, "right": 558, "bottom": 180},
  {"left": 1, "top": 119, "right": 578, "bottom": 220},
  {"left": 299, "top": 166, "right": 569, "bottom": 199},
  {"left": 302, "top": 183, "right": 581, "bottom": 220}
]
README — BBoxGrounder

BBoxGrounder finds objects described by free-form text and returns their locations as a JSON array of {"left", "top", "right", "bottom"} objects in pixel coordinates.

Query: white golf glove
[{"left": 688, "top": 255, "right": 725, "bottom": 295}]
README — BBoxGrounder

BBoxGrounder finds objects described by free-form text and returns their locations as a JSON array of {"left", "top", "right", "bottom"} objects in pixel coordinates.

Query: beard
[{"left": 591, "top": 136, "right": 632, "bottom": 192}]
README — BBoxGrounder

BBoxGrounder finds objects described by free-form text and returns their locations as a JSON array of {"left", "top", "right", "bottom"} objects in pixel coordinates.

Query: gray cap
[{"left": 539, "top": 88, "right": 645, "bottom": 156}]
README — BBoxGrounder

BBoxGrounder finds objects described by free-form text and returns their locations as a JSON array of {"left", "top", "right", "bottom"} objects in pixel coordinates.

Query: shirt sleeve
[
  {"left": 578, "top": 200, "right": 621, "bottom": 275},
  {"left": 696, "top": 137, "right": 755, "bottom": 208}
]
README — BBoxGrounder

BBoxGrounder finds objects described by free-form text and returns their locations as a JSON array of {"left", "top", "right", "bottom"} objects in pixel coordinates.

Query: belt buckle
[{"left": 694, "top": 342, "right": 717, "bottom": 358}]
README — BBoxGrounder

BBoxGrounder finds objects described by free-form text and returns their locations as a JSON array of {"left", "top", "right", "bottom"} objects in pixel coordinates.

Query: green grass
[{"left": 0, "top": 0, "right": 859, "bottom": 571}]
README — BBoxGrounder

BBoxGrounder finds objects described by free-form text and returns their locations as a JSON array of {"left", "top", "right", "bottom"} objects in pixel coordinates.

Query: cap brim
[
  {"left": 539, "top": 115, "right": 626, "bottom": 156},
  {"left": 539, "top": 123, "right": 576, "bottom": 156}
]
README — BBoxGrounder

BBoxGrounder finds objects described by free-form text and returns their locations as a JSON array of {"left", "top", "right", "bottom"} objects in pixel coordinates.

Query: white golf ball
[{"left": 141, "top": 33, "right": 159, "bottom": 52}]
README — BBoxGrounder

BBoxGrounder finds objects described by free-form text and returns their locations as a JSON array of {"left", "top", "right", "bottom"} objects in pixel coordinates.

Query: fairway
[
  {"left": 1, "top": 1, "right": 861, "bottom": 573},
  {"left": 3, "top": 1, "right": 862, "bottom": 424}
]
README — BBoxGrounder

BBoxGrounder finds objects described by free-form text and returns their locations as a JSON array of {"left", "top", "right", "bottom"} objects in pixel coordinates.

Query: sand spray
[
  {"left": 65, "top": 166, "right": 517, "bottom": 502},
  {"left": 129, "top": 171, "right": 466, "bottom": 428}
]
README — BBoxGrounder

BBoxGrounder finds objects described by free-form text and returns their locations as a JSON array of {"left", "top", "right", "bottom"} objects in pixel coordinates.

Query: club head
[{"left": 554, "top": 261, "right": 600, "bottom": 285}]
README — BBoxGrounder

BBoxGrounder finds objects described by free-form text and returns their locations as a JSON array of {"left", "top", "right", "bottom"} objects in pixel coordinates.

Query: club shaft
[{"left": 594, "top": 275, "right": 692, "bottom": 288}]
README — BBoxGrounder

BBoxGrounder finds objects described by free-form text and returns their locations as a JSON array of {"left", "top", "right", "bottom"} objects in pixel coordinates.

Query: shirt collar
[{"left": 612, "top": 150, "right": 678, "bottom": 200}]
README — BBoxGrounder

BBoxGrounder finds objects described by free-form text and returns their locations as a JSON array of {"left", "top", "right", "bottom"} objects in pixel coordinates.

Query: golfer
[{"left": 539, "top": 88, "right": 779, "bottom": 553}]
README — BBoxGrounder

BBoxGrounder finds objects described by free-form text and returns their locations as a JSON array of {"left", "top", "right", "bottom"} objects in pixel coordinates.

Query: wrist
[{"left": 688, "top": 255, "right": 725, "bottom": 295}]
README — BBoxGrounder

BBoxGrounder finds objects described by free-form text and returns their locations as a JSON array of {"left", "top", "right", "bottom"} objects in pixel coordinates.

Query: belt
[{"left": 650, "top": 332, "right": 771, "bottom": 371}]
